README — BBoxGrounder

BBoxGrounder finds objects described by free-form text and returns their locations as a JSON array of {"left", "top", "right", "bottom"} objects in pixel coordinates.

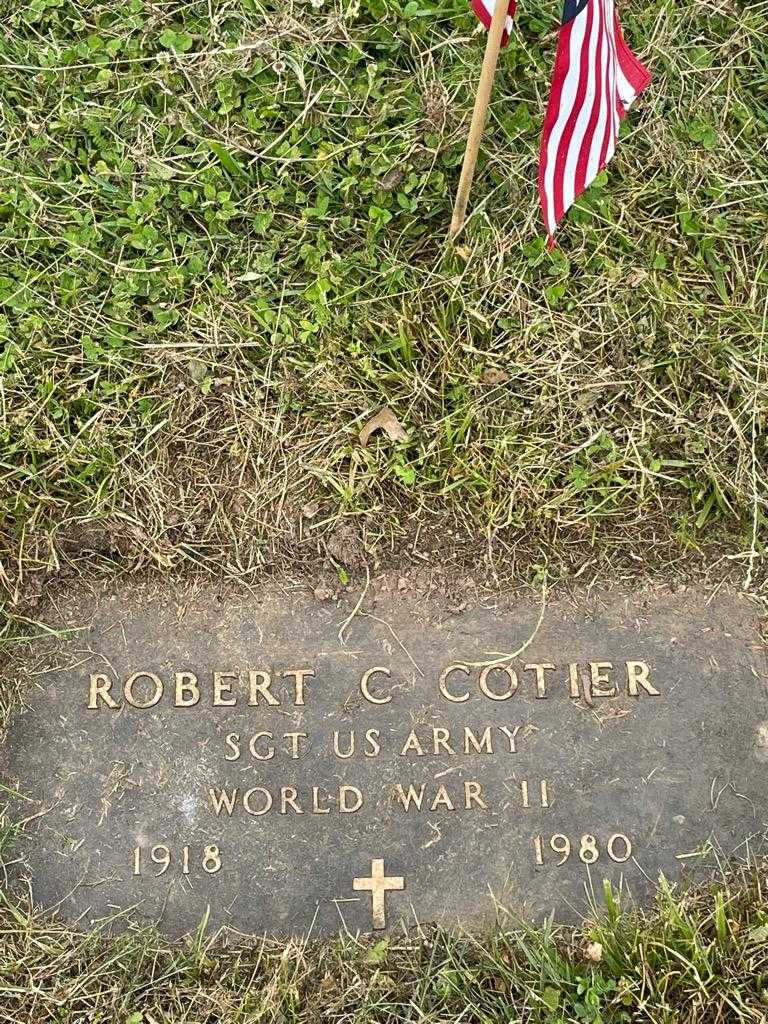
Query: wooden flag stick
[{"left": 449, "top": 1, "right": 509, "bottom": 239}]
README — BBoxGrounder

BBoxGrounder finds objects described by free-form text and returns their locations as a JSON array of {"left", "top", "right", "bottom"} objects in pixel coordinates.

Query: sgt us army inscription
[{"left": 2, "top": 584, "right": 766, "bottom": 936}]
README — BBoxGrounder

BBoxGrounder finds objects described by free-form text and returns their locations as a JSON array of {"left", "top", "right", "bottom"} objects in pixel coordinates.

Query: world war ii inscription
[{"left": 2, "top": 583, "right": 767, "bottom": 936}]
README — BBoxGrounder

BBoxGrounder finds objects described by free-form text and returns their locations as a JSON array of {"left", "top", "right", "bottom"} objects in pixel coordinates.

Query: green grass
[
  {"left": 0, "top": 867, "right": 768, "bottom": 1022},
  {"left": 0, "top": 0, "right": 766, "bottom": 615}
]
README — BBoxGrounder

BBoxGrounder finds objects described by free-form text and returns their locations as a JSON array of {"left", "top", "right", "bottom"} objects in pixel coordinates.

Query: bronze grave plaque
[{"left": 2, "top": 583, "right": 766, "bottom": 936}]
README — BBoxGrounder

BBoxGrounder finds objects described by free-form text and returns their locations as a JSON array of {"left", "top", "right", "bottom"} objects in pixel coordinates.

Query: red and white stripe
[
  {"left": 538, "top": 0, "right": 651, "bottom": 244},
  {"left": 471, "top": 0, "right": 516, "bottom": 48}
]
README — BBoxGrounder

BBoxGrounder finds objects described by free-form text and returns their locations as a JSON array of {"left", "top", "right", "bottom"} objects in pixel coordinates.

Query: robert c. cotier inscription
[
  {"left": 4, "top": 586, "right": 764, "bottom": 937},
  {"left": 87, "top": 658, "right": 658, "bottom": 708},
  {"left": 86, "top": 659, "right": 656, "bottom": 815}
]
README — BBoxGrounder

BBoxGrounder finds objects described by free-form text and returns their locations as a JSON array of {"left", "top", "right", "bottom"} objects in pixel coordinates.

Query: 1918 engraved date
[{"left": 132, "top": 843, "right": 222, "bottom": 876}]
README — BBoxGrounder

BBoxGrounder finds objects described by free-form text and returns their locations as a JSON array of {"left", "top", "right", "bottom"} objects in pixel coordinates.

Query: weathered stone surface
[{"left": 2, "top": 582, "right": 766, "bottom": 937}]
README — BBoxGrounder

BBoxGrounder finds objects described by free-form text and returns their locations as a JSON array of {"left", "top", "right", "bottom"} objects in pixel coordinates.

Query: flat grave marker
[{"left": 2, "top": 583, "right": 766, "bottom": 936}]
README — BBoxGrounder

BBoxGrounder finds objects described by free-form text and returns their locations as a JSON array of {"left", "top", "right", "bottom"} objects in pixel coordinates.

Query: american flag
[
  {"left": 471, "top": 0, "right": 651, "bottom": 244},
  {"left": 471, "top": 0, "right": 516, "bottom": 46}
]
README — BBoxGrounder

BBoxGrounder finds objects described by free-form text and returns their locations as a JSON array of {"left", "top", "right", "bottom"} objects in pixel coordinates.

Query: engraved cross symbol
[{"left": 353, "top": 858, "right": 404, "bottom": 929}]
